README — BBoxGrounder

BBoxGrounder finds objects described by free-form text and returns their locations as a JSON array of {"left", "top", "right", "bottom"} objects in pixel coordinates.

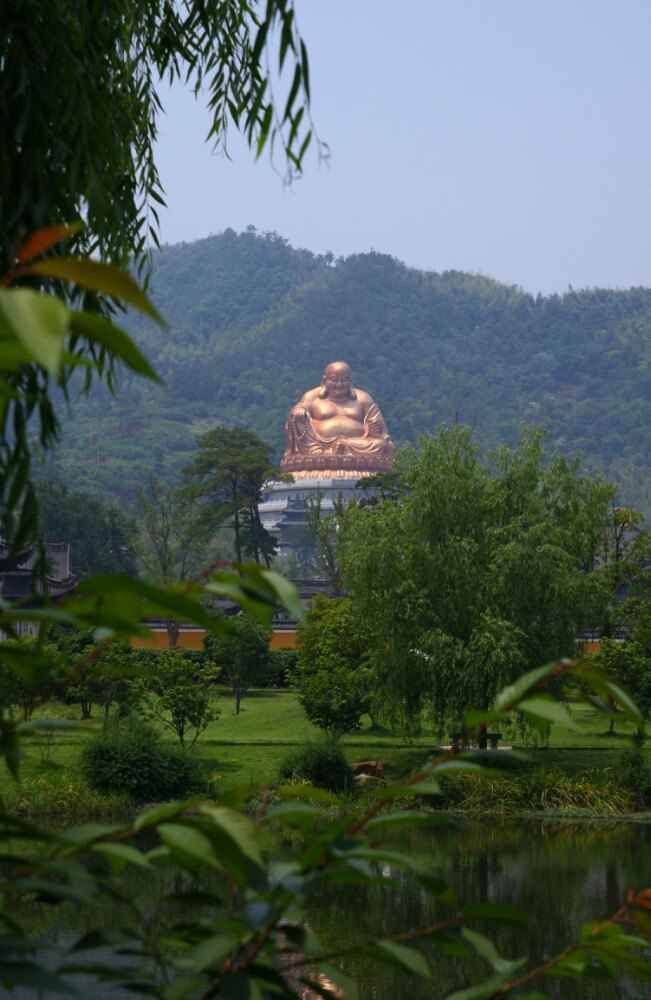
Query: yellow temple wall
[{"left": 130, "top": 628, "right": 297, "bottom": 651}]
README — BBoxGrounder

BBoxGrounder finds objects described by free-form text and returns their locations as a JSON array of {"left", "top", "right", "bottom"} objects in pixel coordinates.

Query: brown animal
[{"left": 351, "top": 760, "right": 383, "bottom": 777}]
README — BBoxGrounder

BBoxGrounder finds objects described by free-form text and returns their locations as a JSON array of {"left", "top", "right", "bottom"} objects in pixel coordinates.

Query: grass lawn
[{"left": 3, "top": 688, "right": 648, "bottom": 805}]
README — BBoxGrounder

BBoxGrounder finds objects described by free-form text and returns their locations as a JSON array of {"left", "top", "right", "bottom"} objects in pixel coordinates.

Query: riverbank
[{"left": 4, "top": 688, "right": 649, "bottom": 821}]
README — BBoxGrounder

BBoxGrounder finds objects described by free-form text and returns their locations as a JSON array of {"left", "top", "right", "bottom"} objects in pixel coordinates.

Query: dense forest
[{"left": 48, "top": 228, "right": 650, "bottom": 514}]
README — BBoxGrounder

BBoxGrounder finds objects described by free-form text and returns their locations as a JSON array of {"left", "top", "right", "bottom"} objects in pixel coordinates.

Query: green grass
[{"left": 2, "top": 688, "right": 648, "bottom": 812}]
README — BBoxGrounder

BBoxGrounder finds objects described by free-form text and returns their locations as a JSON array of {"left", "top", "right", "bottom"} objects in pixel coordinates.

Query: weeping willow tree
[
  {"left": 340, "top": 426, "right": 612, "bottom": 736},
  {"left": 0, "top": 0, "right": 320, "bottom": 551}
]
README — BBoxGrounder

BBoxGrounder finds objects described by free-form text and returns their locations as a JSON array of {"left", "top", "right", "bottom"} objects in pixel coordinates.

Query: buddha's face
[{"left": 323, "top": 363, "right": 352, "bottom": 399}]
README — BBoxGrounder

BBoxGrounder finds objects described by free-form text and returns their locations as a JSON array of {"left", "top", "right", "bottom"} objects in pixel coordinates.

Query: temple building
[{"left": 0, "top": 539, "right": 79, "bottom": 637}]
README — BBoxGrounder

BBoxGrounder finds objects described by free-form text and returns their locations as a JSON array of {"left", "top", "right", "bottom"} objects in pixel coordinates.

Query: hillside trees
[
  {"left": 37, "top": 483, "right": 137, "bottom": 577},
  {"left": 47, "top": 232, "right": 651, "bottom": 513},
  {"left": 340, "top": 426, "right": 611, "bottom": 736}
]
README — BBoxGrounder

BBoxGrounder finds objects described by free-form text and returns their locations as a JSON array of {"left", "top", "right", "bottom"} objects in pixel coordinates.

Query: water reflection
[
  {"left": 305, "top": 820, "right": 651, "bottom": 999},
  {"left": 11, "top": 820, "right": 651, "bottom": 998}
]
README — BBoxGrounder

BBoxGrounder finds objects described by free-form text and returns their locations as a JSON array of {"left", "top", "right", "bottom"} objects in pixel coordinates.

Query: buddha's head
[{"left": 319, "top": 361, "right": 356, "bottom": 400}]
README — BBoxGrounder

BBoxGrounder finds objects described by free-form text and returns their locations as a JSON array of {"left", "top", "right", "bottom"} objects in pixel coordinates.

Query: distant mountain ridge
[{"left": 51, "top": 229, "right": 651, "bottom": 514}]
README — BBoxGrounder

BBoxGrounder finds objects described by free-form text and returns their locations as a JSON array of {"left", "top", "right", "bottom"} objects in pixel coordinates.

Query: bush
[
  {"left": 618, "top": 734, "right": 651, "bottom": 807},
  {"left": 81, "top": 717, "right": 202, "bottom": 803},
  {"left": 265, "top": 650, "right": 298, "bottom": 687},
  {"left": 278, "top": 741, "right": 351, "bottom": 792}
]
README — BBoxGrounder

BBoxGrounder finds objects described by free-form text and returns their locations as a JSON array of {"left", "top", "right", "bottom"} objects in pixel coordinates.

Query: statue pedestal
[{"left": 259, "top": 476, "right": 371, "bottom": 568}]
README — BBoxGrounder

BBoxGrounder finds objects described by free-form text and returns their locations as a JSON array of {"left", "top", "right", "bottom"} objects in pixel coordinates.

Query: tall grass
[
  {"left": 7, "top": 773, "right": 131, "bottom": 820},
  {"left": 444, "top": 770, "right": 636, "bottom": 815}
]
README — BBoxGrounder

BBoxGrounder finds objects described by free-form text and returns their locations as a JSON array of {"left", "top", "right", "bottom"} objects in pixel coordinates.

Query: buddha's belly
[{"left": 312, "top": 415, "right": 365, "bottom": 439}]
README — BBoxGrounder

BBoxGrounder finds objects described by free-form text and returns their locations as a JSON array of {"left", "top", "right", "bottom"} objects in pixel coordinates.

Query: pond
[{"left": 13, "top": 818, "right": 651, "bottom": 998}]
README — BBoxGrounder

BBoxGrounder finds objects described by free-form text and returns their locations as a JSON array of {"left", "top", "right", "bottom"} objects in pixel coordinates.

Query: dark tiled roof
[{"left": 0, "top": 541, "right": 79, "bottom": 601}]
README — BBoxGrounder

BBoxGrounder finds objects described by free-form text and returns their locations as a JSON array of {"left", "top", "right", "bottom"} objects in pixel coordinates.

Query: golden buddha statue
[{"left": 281, "top": 361, "right": 396, "bottom": 478}]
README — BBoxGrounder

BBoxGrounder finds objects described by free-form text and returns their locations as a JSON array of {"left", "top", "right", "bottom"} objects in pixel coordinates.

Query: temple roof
[{"left": 0, "top": 540, "right": 79, "bottom": 602}]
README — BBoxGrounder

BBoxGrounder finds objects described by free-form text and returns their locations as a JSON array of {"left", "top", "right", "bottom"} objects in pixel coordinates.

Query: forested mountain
[{"left": 49, "top": 229, "right": 651, "bottom": 514}]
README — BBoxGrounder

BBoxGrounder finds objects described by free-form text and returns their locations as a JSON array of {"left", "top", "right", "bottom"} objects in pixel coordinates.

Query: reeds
[
  {"left": 449, "top": 770, "right": 636, "bottom": 815},
  {"left": 6, "top": 773, "right": 131, "bottom": 820}
]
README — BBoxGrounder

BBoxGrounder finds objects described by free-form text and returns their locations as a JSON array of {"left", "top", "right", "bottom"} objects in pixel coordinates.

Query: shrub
[
  {"left": 81, "top": 717, "right": 202, "bottom": 803},
  {"left": 266, "top": 650, "right": 298, "bottom": 687},
  {"left": 278, "top": 741, "right": 351, "bottom": 792},
  {"left": 618, "top": 734, "right": 651, "bottom": 807}
]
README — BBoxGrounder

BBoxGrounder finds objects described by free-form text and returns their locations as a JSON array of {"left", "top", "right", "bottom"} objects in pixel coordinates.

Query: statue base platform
[
  {"left": 278, "top": 468, "right": 376, "bottom": 480},
  {"left": 280, "top": 455, "right": 392, "bottom": 477}
]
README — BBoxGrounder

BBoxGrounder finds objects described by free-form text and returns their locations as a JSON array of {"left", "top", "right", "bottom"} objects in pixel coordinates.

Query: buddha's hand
[{"left": 290, "top": 406, "right": 310, "bottom": 437}]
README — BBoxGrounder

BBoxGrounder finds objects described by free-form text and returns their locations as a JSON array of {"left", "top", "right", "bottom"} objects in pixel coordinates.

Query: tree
[
  {"left": 594, "top": 588, "right": 651, "bottom": 730},
  {"left": 295, "top": 595, "right": 370, "bottom": 737},
  {"left": 204, "top": 613, "right": 270, "bottom": 714},
  {"left": 67, "top": 645, "right": 139, "bottom": 721},
  {"left": 185, "top": 427, "right": 279, "bottom": 565},
  {"left": 37, "top": 482, "right": 137, "bottom": 577},
  {"left": 136, "top": 475, "right": 217, "bottom": 645},
  {"left": 142, "top": 650, "right": 220, "bottom": 746},
  {"left": 0, "top": 638, "right": 65, "bottom": 721},
  {"left": 595, "top": 494, "right": 651, "bottom": 635},
  {"left": 0, "top": 0, "right": 319, "bottom": 552},
  {"left": 304, "top": 493, "right": 346, "bottom": 593},
  {"left": 340, "top": 426, "right": 610, "bottom": 736}
]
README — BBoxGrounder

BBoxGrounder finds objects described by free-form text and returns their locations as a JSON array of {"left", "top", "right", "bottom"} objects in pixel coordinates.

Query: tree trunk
[
  {"left": 235, "top": 691, "right": 241, "bottom": 715},
  {"left": 233, "top": 511, "right": 242, "bottom": 563},
  {"left": 81, "top": 699, "right": 92, "bottom": 719}
]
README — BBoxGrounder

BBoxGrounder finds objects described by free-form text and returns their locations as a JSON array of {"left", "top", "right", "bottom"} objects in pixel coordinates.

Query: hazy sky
[{"left": 154, "top": 0, "right": 651, "bottom": 294}]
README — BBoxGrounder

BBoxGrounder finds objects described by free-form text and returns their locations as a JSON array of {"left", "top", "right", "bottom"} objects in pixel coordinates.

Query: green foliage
[
  {"left": 66, "top": 644, "right": 140, "bottom": 721},
  {"left": 295, "top": 596, "right": 370, "bottom": 736},
  {"left": 44, "top": 231, "right": 651, "bottom": 514},
  {"left": 135, "top": 474, "right": 214, "bottom": 587},
  {"left": 0, "top": 0, "right": 318, "bottom": 556},
  {"left": 81, "top": 716, "right": 202, "bottom": 803},
  {"left": 185, "top": 425, "right": 280, "bottom": 564},
  {"left": 141, "top": 649, "right": 220, "bottom": 746},
  {"left": 0, "top": 637, "right": 66, "bottom": 721},
  {"left": 0, "top": 3, "right": 316, "bottom": 277},
  {"left": 267, "top": 648, "right": 299, "bottom": 686},
  {"left": 618, "top": 735, "right": 651, "bottom": 807},
  {"left": 204, "top": 613, "right": 270, "bottom": 712},
  {"left": 278, "top": 740, "right": 351, "bottom": 792},
  {"left": 37, "top": 482, "right": 138, "bottom": 576},
  {"left": 340, "top": 426, "right": 611, "bottom": 735},
  {"left": 440, "top": 769, "right": 637, "bottom": 815},
  {"left": 7, "top": 771, "right": 131, "bottom": 820},
  {"left": 304, "top": 492, "right": 346, "bottom": 594}
]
